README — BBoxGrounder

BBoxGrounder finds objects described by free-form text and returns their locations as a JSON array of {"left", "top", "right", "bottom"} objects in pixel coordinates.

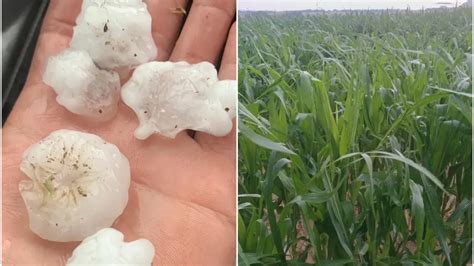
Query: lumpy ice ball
[
  {"left": 43, "top": 49, "right": 121, "bottom": 121},
  {"left": 213, "top": 79, "right": 237, "bottom": 119},
  {"left": 67, "top": 228, "right": 155, "bottom": 266},
  {"left": 19, "top": 130, "right": 131, "bottom": 242},
  {"left": 121, "top": 61, "right": 237, "bottom": 139},
  {"left": 70, "top": 0, "right": 157, "bottom": 69}
]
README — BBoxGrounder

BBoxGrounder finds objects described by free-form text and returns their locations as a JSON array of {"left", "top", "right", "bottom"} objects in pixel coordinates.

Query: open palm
[{"left": 3, "top": 0, "right": 236, "bottom": 264}]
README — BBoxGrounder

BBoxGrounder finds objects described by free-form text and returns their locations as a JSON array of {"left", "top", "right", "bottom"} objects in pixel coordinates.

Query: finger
[
  {"left": 194, "top": 23, "right": 236, "bottom": 156},
  {"left": 147, "top": 0, "right": 189, "bottom": 61},
  {"left": 44, "top": 0, "right": 82, "bottom": 32},
  {"left": 169, "top": 0, "right": 235, "bottom": 64},
  {"left": 25, "top": 0, "right": 82, "bottom": 87},
  {"left": 218, "top": 22, "right": 236, "bottom": 80},
  {"left": 168, "top": 0, "right": 235, "bottom": 141}
]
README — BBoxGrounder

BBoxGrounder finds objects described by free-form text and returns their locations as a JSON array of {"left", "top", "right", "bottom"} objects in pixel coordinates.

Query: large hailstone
[
  {"left": 121, "top": 61, "right": 237, "bottom": 139},
  {"left": 67, "top": 228, "right": 155, "bottom": 265},
  {"left": 70, "top": 0, "right": 157, "bottom": 69},
  {"left": 19, "top": 129, "right": 131, "bottom": 242},
  {"left": 43, "top": 49, "right": 121, "bottom": 121}
]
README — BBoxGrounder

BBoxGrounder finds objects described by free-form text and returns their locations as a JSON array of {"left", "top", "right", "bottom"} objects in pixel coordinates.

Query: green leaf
[
  {"left": 239, "top": 122, "right": 295, "bottom": 155},
  {"left": 409, "top": 180, "right": 425, "bottom": 255},
  {"left": 288, "top": 190, "right": 334, "bottom": 205}
]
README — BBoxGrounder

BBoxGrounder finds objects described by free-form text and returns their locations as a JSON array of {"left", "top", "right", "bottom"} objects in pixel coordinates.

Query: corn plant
[{"left": 238, "top": 9, "right": 472, "bottom": 265}]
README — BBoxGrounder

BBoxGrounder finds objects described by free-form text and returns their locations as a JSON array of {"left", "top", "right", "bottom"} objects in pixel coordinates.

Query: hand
[{"left": 2, "top": 0, "right": 236, "bottom": 264}]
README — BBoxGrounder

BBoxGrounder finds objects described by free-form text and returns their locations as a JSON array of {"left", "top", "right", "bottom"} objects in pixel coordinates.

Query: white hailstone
[
  {"left": 67, "top": 228, "right": 155, "bottom": 266},
  {"left": 213, "top": 79, "right": 237, "bottom": 119},
  {"left": 19, "top": 129, "right": 131, "bottom": 242},
  {"left": 71, "top": 0, "right": 157, "bottom": 69},
  {"left": 121, "top": 61, "right": 237, "bottom": 139},
  {"left": 43, "top": 49, "right": 121, "bottom": 121}
]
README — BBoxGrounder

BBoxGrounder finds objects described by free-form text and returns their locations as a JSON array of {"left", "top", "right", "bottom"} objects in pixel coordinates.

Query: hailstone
[
  {"left": 213, "top": 79, "right": 237, "bottom": 119},
  {"left": 43, "top": 49, "right": 121, "bottom": 121},
  {"left": 70, "top": 0, "right": 157, "bottom": 69},
  {"left": 121, "top": 61, "right": 237, "bottom": 139},
  {"left": 19, "top": 129, "right": 131, "bottom": 242},
  {"left": 67, "top": 228, "right": 155, "bottom": 265}
]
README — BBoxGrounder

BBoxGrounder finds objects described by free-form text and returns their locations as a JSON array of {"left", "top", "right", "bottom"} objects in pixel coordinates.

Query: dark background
[{"left": 2, "top": 0, "right": 50, "bottom": 124}]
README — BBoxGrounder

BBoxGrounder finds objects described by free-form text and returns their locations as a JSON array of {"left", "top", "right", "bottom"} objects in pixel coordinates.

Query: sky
[{"left": 239, "top": 0, "right": 465, "bottom": 11}]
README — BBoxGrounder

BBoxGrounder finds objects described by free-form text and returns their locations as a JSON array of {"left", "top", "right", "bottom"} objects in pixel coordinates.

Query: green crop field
[{"left": 238, "top": 9, "right": 472, "bottom": 265}]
